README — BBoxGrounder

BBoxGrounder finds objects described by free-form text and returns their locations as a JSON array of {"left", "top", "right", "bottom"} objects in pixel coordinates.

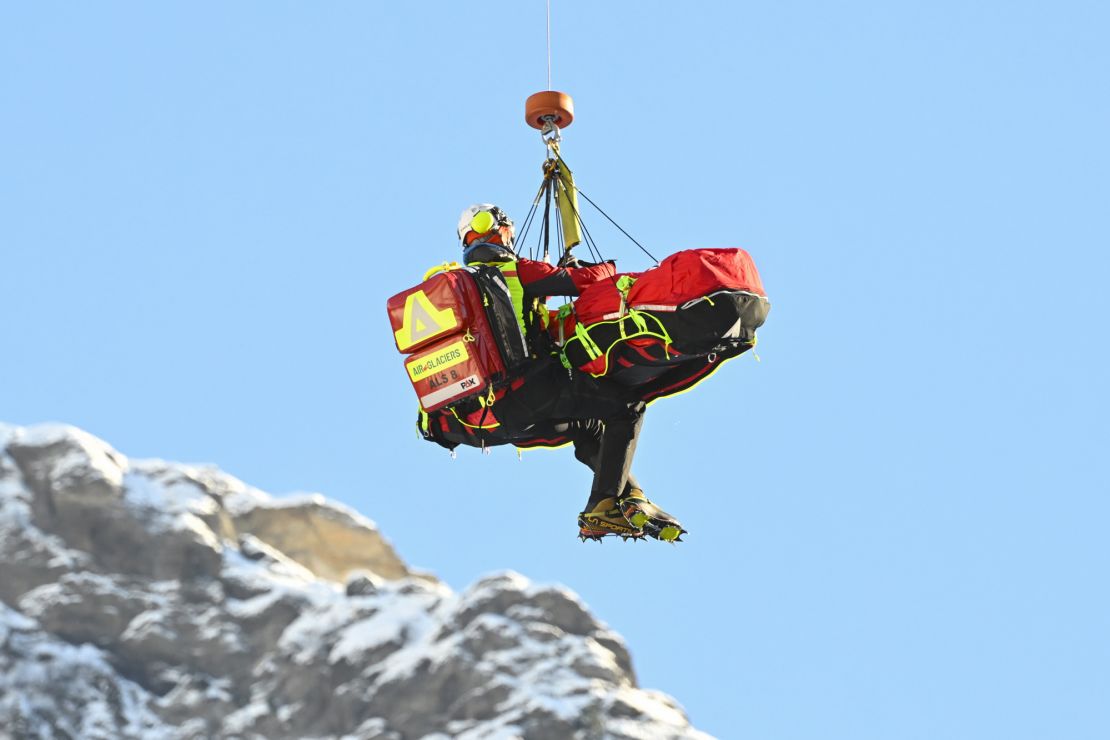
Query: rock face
[{"left": 0, "top": 424, "right": 711, "bottom": 739}]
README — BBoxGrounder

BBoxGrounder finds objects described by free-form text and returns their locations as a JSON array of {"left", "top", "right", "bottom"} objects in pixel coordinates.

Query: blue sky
[{"left": 2, "top": 2, "right": 1108, "bottom": 738}]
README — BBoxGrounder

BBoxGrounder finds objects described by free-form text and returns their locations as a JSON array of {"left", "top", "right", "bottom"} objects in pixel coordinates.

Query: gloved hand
[
  {"left": 558, "top": 252, "right": 615, "bottom": 269},
  {"left": 557, "top": 252, "right": 581, "bottom": 268}
]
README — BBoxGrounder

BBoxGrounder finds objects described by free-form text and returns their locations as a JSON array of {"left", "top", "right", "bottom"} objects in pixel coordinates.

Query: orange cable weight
[{"left": 525, "top": 91, "right": 574, "bottom": 130}]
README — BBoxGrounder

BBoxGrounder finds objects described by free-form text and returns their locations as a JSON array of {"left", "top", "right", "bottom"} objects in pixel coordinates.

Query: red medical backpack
[{"left": 387, "top": 265, "right": 528, "bottom": 413}]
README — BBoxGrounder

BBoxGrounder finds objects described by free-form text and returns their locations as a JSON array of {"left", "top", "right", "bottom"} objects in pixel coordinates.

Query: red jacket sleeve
[{"left": 514, "top": 258, "right": 616, "bottom": 298}]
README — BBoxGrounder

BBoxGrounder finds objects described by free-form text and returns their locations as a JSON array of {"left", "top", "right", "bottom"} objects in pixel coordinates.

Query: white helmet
[{"left": 457, "top": 204, "right": 514, "bottom": 250}]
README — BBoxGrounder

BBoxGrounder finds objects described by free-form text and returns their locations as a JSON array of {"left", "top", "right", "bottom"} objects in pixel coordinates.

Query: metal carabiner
[{"left": 540, "top": 116, "right": 562, "bottom": 147}]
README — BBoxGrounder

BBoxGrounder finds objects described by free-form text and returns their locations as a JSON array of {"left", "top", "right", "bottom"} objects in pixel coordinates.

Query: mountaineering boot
[
  {"left": 578, "top": 497, "right": 645, "bottom": 541},
  {"left": 618, "top": 488, "right": 687, "bottom": 542}
]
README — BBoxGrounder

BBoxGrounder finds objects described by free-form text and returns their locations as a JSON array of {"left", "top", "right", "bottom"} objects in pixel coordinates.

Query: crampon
[
  {"left": 619, "top": 491, "right": 687, "bottom": 543},
  {"left": 577, "top": 528, "right": 645, "bottom": 543},
  {"left": 578, "top": 497, "right": 645, "bottom": 542}
]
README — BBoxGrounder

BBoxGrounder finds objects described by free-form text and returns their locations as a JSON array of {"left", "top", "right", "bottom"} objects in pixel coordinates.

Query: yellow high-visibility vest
[{"left": 469, "top": 260, "right": 548, "bottom": 344}]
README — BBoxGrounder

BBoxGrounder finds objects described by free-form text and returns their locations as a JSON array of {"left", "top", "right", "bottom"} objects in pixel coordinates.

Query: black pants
[{"left": 494, "top": 360, "right": 646, "bottom": 509}]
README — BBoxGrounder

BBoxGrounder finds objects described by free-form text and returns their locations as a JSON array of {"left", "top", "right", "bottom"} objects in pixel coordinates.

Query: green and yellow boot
[
  {"left": 618, "top": 489, "right": 686, "bottom": 542},
  {"left": 578, "top": 497, "right": 645, "bottom": 542}
]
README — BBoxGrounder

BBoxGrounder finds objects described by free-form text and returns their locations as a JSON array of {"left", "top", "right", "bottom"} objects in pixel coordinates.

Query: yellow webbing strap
[
  {"left": 424, "top": 261, "right": 461, "bottom": 281},
  {"left": 554, "top": 303, "right": 574, "bottom": 346},
  {"left": 615, "top": 275, "right": 637, "bottom": 295},
  {"left": 573, "top": 320, "right": 604, "bottom": 360},
  {"left": 533, "top": 297, "right": 550, "bottom": 329},
  {"left": 622, "top": 311, "right": 650, "bottom": 340},
  {"left": 615, "top": 275, "right": 637, "bottom": 318},
  {"left": 561, "top": 308, "right": 674, "bottom": 377}
]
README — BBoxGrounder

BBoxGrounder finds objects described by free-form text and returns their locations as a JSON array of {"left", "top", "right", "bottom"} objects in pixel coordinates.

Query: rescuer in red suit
[{"left": 457, "top": 204, "right": 685, "bottom": 542}]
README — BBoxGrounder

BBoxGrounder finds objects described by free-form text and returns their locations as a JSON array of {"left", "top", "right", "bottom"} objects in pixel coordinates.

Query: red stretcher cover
[
  {"left": 550, "top": 247, "right": 769, "bottom": 381},
  {"left": 572, "top": 248, "right": 765, "bottom": 325}
]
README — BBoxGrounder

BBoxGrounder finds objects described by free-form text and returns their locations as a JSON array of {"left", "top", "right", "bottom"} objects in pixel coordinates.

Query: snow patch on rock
[
  {"left": 12, "top": 423, "right": 128, "bottom": 491},
  {"left": 0, "top": 602, "right": 172, "bottom": 738}
]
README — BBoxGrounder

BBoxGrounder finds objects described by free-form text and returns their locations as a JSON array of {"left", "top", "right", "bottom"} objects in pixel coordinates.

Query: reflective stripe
[
  {"left": 419, "top": 374, "right": 483, "bottom": 410},
  {"left": 394, "top": 289, "right": 458, "bottom": 351}
]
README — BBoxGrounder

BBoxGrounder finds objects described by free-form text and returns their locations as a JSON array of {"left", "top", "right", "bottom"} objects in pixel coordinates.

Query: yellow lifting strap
[
  {"left": 554, "top": 303, "right": 574, "bottom": 346},
  {"left": 615, "top": 275, "right": 637, "bottom": 318},
  {"left": 554, "top": 157, "right": 582, "bottom": 252}
]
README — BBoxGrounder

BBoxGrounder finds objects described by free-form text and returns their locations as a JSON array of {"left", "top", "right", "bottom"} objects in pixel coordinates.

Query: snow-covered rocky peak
[{"left": 0, "top": 424, "right": 710, "bottom": 739}]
